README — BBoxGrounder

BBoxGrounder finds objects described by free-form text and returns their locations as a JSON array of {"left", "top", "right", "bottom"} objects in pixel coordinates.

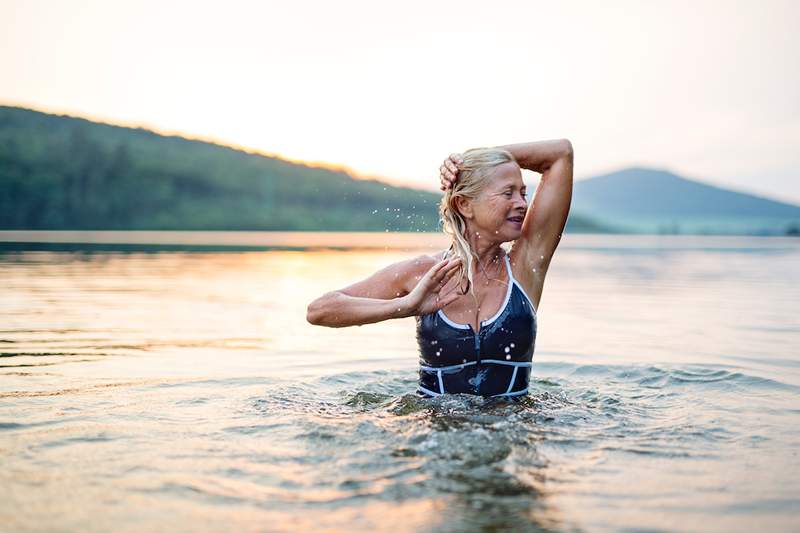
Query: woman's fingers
[
  {"left": 442, "top": 160, "right": 458, "bottom": 181},
  {"left": 425, "top": 258, "right": 453, "bottom": 282},
  {"left": 428, "top": 260, "right": 451, "bottom": 284},
  {"left": 440, "top": 165, "right": 455, "bottom": 180},
  {"left": 436, "top": 289, "right": 461, "bottom": 308},
  {"left": 431, "top": 258, "right": 461, "bottom": 286},
  {"left": 439, "top": 154, "right": 462, "bottom": 191},
  {"left": 424, "top": 258, "right": 456, "bottom": 286},
  {"left": 439, "top": 164, "right": 452, "bottom": 191}
]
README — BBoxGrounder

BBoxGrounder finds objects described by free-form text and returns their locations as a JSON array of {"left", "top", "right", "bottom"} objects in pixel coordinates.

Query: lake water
[{"left": 1, "top": 233, "right": 799, "bottom": 532}]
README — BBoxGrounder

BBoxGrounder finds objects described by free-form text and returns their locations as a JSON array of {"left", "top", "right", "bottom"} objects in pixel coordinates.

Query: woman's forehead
[{"left": 490, "top": 162, "right": 524, "bottom": 186}]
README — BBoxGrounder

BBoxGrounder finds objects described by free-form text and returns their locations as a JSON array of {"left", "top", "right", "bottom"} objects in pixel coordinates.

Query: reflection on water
[{"left": 1, "top": 234, "right": 799, "bottom": 532}]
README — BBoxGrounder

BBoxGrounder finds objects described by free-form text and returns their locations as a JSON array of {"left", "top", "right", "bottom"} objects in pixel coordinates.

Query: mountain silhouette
[{"left": 570, "top": 167, "right": 800, "bottom": 235}]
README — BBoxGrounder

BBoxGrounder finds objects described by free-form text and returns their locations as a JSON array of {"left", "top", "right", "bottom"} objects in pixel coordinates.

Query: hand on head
[{"left": 439, "top": 153, "right": 463, "bottom": 191}]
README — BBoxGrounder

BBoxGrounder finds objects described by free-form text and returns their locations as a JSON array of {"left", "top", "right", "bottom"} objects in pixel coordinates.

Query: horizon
[{"left": 1, "top": 0, "right": 798, "bottom": 202}]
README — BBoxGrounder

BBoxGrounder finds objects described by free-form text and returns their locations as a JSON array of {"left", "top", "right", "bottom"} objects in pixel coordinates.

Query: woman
[{"left": 307, "top": 139, "right": 574, "bottom": 399}]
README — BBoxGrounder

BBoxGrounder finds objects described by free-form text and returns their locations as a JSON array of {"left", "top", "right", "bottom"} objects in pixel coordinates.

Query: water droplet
[
  {"left": 505, "top": 354, "right": 511, "bottom": 360},
  {"left": 462, "top": 358, "right": 467, "bottom": 363},
  {"left": 504, "top": 346, "right": 510, "bottom": 353},
  {"left": 510, "top": 342, "right": 515, "bottom": 348}
]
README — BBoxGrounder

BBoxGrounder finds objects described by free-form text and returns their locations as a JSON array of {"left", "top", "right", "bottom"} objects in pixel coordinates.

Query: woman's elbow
[
  {"left": 306, "top": 298, "right": 325, "bottom": 326},
  {"left": 306, "top": 291, "right": 340, "bottom": 327},
  {"left": 561, "top": 139, "right": 574, "bottom": 160}
]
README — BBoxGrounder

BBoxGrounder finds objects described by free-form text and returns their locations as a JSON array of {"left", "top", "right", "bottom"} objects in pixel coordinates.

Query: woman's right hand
[
  {"left": 402, "top": 257, "right": 462, "bottom": 316},
  {"left": 439, "top": 153, "right": 463, "bottom": 191}
]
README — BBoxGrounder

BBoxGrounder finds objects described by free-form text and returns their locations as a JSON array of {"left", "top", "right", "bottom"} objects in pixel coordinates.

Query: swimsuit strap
[{"left": 503, "top": 252, "right": 513, "bottom": 283}]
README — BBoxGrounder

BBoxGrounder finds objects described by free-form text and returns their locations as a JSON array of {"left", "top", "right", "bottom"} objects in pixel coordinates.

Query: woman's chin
[
  {"left": 506, "top": 221, "right": 523, "bottom": 236},
  {"left": 494, "top": 227, "right": 522, "bottom": 243}
]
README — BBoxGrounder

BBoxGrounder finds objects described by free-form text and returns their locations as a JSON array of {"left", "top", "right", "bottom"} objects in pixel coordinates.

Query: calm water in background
[{"left": 1, "top": 233, "right": 799, "bottom": 532}]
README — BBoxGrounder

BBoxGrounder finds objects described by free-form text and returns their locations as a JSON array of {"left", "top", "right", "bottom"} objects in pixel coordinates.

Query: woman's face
[{"left": 468, "top": 162, "right": 528, "bottom": 242}]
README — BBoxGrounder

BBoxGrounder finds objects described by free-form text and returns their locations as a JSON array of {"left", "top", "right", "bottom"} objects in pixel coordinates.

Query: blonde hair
[{"left": 439, "top": 147, "right": 517, "bottom": 297}]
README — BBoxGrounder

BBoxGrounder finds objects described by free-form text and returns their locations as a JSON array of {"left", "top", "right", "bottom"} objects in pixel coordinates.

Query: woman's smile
[{"left": 506, "top": 215, "right": 524, "bottom": 229}]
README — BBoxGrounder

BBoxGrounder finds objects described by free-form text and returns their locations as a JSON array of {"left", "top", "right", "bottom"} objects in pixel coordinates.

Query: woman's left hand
[{"left": 439, "top": 153, "right": 463, "bottom": 191}]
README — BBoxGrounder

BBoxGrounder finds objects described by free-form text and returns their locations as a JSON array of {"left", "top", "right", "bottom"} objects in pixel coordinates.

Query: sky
[{"left": 1, "top": 0, "right": 798, "bottom": 202}]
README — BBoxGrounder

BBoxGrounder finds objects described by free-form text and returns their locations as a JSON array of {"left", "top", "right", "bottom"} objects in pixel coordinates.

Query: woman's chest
[
  {"left": 415, "top": 292, "right": 536, "bottom": 365},
  {"left": 438, "top": 278, "right": 511, "bottom": 333}
]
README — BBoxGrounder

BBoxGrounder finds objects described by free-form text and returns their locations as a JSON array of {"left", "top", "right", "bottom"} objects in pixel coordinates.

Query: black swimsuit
[{"left": 415, "top": 252, "right": 538, "bottom": 398}]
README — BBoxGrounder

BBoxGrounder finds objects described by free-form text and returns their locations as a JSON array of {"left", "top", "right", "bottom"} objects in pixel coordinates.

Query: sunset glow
[{"left": 1, "top": 0, "right": 798, "bottom": 201}]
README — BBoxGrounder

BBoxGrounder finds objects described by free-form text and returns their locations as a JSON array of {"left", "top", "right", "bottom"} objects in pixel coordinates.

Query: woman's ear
[{"left": 454, "top": 196, "right": 474, "bottom": 219}]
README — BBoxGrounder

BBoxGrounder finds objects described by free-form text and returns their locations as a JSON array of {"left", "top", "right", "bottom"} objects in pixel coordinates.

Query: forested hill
[{"left": 0, "top": 105, "right": 610, "bottom": 232}]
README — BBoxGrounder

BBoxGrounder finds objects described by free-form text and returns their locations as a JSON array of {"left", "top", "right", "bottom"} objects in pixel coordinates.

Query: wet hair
[{"left": 439, "top": 147, "right": 517, "bottom": 297}]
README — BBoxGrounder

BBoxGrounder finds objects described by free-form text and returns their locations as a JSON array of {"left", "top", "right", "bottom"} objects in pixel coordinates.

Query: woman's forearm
[
  {"left": 495, "top": 139, "right": 572, "bottom": 174},
  {"left": 306, "top": 291, "right": 412, "bottom": 328}
]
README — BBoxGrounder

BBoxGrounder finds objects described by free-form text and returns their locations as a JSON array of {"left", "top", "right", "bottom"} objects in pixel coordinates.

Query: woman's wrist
[
  {"left": 497, "top": 139, "right": 571, "bottom": 173},
  {"left": 393, "top": 295, "right": 415, "bottom": 318}
]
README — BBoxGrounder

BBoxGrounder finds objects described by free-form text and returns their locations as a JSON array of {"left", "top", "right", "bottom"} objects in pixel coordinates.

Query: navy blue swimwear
[{"left": 415, "top": 252, "right": 537, "bottom": 398}]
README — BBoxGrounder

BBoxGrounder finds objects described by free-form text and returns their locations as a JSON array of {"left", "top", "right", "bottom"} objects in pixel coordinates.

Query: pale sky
[{"left": 1, "top": 0, "right": 798, "bottom": 202}]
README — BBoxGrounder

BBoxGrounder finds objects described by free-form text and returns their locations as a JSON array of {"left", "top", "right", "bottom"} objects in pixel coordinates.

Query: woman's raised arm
[
  {"left": 438, "top": 139, "right": 574, "bottom": 264},
  {"left": 498, "top": 139, "right": 574, "bottom": 266}
]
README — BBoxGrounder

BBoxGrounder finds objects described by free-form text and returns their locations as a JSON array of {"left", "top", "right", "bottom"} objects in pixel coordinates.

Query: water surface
[{"left": 1, "top": 234, "right": 799, "bottom": 532}]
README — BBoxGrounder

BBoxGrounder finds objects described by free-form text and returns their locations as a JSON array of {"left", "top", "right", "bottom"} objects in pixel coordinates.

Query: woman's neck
[{"left": 463, "top": 227, "right": 505, "bottom": 273}]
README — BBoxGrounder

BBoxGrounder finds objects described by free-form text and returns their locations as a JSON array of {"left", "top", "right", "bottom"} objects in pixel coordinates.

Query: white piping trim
[
  {"left": 512, "top": 280, "right": 538, "bottom": 317},
  {"left": 437, "top": 370, "right": 445, "bottom": 394},
  {"left": 420, "top": 361, "right": 478, "bottom": 372},
  {"left": 421, "top": 360, "right": 528, "bottom": 371},
  {"left": 505, "top": 253, "right": 538, "bottom": 317},
  {"left": 437, "top": 253, "right": 514, "bottom": 330},
  {"left": 418, "top": 386, "right": 529, "bottom": 398},
  {"left": 480, "top": 359, "right": 532, "bottom": 367},
  {"left": 417, "top": 385, "right": 441, "bottom": 397},
  {"left": 505, "top": 366, "right": 519, "bottom": 394},
  {"left": 491, "top": 387, "right": 529, "bottom": 397},
  {"left": 437, "top": 309, "right": 470, "bottom": 329}
]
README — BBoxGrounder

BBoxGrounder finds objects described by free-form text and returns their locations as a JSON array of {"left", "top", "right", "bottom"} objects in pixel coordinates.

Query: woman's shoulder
[
  {"left": 400, "top": 250, "right": 446, "bottom": 279},
  {"left": 406, "top": 250, "right": 445, "bottom": 272},
  {"left": 380, "top": 251, "right": 442, "bottom": 296}
]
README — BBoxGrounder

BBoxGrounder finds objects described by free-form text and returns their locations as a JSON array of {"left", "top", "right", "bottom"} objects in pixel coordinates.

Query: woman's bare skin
[{"left": 306, "top": 139, "right": 574, "bottom": 328}]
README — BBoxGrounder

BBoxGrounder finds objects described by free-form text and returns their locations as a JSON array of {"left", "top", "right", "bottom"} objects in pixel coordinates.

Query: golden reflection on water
[{"left": 1, "top": 236, "right": 800, "bottom": 532}]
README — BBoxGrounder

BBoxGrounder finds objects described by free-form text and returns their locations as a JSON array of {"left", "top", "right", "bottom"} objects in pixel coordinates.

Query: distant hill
[
  {"left": 0, "top": 105, "right": 607, "bottom": 233},
  {"left": 571, "top": 167, "right": 800, "bottom": 235},
  {"left": 5, "top": 105, "right": 793, "bottom": 236}
]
